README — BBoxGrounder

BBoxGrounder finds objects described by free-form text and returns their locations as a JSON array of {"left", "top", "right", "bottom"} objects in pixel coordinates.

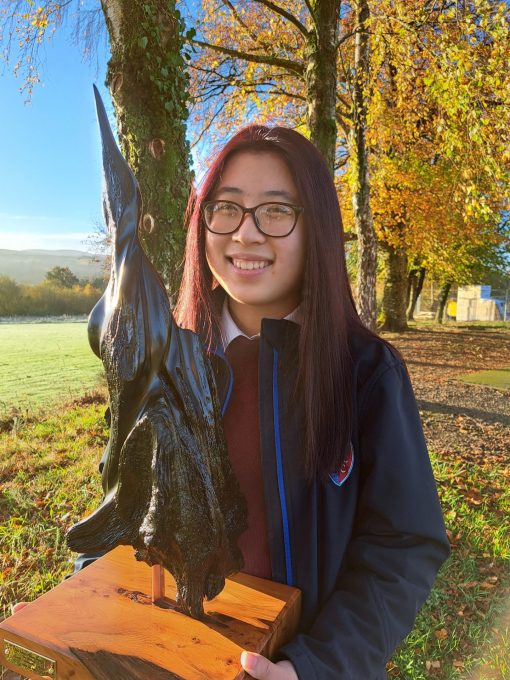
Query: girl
[{"left": 175, "top": 125, "right": 450, "bottom": 680}]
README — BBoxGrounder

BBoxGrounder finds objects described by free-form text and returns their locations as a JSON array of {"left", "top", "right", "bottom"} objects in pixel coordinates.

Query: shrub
[
  {"left": 0, "top": 276, "right": 24, "bottom": 315},
  {"left": 0, "top": 279, "right": 103, "bottom": 317}
]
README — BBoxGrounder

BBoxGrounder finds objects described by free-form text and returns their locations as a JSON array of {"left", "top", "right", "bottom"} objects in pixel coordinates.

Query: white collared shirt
[{"left": 220, "top": 297, "right": 302, "bottom": 351}]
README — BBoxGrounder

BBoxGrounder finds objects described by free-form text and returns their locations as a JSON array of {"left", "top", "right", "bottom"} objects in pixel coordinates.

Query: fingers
[
  {"left": 241, "top": 652, "right": 272, "bottom": 678},
  {"left": 11, "top": 602, "right": 29, "bottom": 615},
  {"left": 240, "top": 651, "right": 298, "bottom": 679}
]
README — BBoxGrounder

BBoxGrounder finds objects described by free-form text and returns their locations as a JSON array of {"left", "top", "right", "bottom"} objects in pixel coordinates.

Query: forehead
[{"left": 215, "top": 151, "right": 298, "bottom": 200}]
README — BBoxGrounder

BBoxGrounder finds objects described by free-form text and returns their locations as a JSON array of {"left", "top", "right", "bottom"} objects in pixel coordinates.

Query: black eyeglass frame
[{"left": 202, "top": 200, "right": 304, "bottom": 238}]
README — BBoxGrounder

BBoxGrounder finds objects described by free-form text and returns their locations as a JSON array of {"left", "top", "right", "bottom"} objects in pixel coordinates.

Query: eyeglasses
[{"left": 202, "top": 200, "right": 303, "bottom": 238}]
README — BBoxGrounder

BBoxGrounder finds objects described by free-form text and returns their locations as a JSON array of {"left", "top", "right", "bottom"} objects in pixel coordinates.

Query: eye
[
  {"left": 214, "top": 201, "right": 240, "bottom": 216},
  {"left": 262, "top": 204, "right": 294, "bottom": 219}
]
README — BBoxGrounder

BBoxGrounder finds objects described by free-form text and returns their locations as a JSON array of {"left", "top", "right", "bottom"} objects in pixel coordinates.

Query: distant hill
[{"left": 0, "top": 249, "right": 107, "bottom": 285}]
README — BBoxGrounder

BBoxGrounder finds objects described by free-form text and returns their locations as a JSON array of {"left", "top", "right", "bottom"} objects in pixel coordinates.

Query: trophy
[{"left": 0, "top": 87, "right": 300, "bottom": 679}]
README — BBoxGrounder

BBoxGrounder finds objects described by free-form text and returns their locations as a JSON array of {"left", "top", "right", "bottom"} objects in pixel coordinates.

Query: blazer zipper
[
  {"left": 272, "top": 348, "right": 294, "bottom": 586},
  {"left": 221, "top": 358, "right": 234, "bottom": 417}
]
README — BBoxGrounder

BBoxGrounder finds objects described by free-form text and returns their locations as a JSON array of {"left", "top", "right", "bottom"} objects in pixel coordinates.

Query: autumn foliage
[
  {"left": 187, "top": 0, "right": 510, "bottom": 323},
  {"left": 2, "top": 1, "right": 509, "bottom": 323},
  {"left": 368, "top": 0, "right": 510, "bottom": 280}
]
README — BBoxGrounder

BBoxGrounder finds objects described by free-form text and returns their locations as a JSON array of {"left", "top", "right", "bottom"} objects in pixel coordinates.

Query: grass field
[
  {"left": 457, "top": 369, "right": 510, "bottom": 391},
  {"left": 1, "top": 323, "right": 509, "bottom": 678},
  {"left": 0, "top": 322, "right": 104, "bottom": 415},
  {"left": 0, "top": 397, "right": 508, "bottom": 678}
]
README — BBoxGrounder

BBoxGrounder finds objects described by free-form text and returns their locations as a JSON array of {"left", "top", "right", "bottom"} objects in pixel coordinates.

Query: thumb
[{"left": 240, "top": 651, "right": 275, "bottom": 679}]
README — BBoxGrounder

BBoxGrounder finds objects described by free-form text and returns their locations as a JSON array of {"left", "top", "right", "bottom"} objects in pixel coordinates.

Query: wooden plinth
[{"left": 0, "top": 546, "right": 301, "bottom": 680}]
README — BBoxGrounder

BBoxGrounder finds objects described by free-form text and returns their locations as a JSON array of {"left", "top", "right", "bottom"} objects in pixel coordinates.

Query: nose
[{"left": 232, "top": 211, "right": 266, "bottom": 244}]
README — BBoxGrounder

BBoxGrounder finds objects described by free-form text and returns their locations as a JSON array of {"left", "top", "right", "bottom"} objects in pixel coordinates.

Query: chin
[{"left": 229, "top": 293, "right": 273, "bottom": 308}]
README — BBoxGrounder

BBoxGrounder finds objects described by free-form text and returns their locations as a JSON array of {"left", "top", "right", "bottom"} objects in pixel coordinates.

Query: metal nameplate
[{"left": 3, "top": 639, "right": 56, "bottom": 678}]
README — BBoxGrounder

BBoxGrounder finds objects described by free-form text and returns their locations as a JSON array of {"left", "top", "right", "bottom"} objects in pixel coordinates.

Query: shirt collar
[{"left": 220, "top": 298, "right": 302, "bottom": 350}]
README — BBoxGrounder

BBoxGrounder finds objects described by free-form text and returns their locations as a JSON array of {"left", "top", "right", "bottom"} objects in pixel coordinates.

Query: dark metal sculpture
[{"left": 67, "top": 86, "right": 247, "bottom": 619}]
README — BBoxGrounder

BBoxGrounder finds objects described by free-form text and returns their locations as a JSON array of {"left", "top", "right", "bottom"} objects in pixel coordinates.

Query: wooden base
[{"left": 0, "top": 546, "right": 301, "bottom": 680}]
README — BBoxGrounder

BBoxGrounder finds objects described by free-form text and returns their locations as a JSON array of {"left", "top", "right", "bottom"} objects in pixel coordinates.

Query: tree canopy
[
  {"left": 3, "top": 1, "right": 509, "bottom": 323},
  {"left": 45, "top": 266, "right": 80, "bottom": 288},
  {"left": 187, "top": 0, "right": 509, "bottom": 326}
]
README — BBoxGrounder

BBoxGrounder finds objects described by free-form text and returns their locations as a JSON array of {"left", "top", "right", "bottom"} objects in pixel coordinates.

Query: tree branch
[
  {"left": 250, "top": 0, "right": 309, "bottom": 37},
  {"left": 336, "top": 90, "right": 350, "bottom": 112},
  {"left": 191, "top": 38, "right": 304, "bottom": 76},
  {"left": 334, "top": 157, "right": 348, "bottom": 173},
  {"left": 223, "top": 0, "right": 262, "bottom": 45},
  {"left": 336, "top": 28, "right": 357, "bottom": 49},
  {"left": 191, "top": 100, "right": 226, "bottom": 149},
  {"left": 304, "top": 0, "right": 315, "bottom": 25},
  {"left": 336, "top": 110, "right": 351, "bottom": 139},
  {"left": 269, "top": 87, "right": 305, "bottom": 101},
  {"left": 192, "top": 65, "right": 305, "bottom": 106},
  {"left": 193, "top": 60, "right": 302, "bottom": 95}
]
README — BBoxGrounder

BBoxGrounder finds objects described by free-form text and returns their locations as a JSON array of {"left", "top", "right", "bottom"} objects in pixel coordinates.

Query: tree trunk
[
  {"left": 406, "top": 269, "right": 415, "bottom": 309},
  {"left": 101, "top": 0, "right": 192, "bottom": 294},
  {"left": 305, "top": 1, "right": 341, "bottom": 175},
  {"left": 407, "top": 266, "right": 426, "bottom": 321},
  {"left": 351, "top": 0, "right": 377, "bottom": 330},
  {"left": 381, "top": 243, "right": 408, "bottom": 331},
  {"left": 435, "top": 282, "right": 451, "bottom": 324}
]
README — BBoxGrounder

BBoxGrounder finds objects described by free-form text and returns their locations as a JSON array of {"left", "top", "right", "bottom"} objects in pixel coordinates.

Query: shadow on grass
[
  {"left": 417, "top": 400, "right": 510, "bottom": 427},
  {"left": 406, "top": 359, "right": 471, "bottom": 370}
]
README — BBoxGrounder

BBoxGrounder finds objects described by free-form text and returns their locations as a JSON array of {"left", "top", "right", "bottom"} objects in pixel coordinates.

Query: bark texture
[
  {"left": 407, "top": 266, "right": 426, "bottom": 320},
  {"left": 351, "top": 0, "right": 377, "bottom": 330},
  {"left": 381, "top": 242, "right": 408, "bottom": 332},
  {"left": 101, "top": 0, "right": 192, "bottom": 294},
  {"left": 305, "top": 0, "right": 341, "bottom": 175},
  {"left": 435, "top": 282, "right": 452, "bottom": 324}
]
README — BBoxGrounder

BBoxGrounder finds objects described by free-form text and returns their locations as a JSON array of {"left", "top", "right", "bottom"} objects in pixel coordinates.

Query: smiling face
[{"left": 205, "top": 151, "right": 306, "bottom": 336}]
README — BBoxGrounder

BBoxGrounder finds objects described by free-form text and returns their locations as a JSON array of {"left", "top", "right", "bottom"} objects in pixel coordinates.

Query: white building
[{"left": 456, "top": 285, "right": 505, "bottom": 321}]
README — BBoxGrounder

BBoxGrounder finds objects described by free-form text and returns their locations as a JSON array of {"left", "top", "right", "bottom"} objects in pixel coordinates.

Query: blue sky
[{"left": 0, "top": 20, "right": 113, "bottom": 252}]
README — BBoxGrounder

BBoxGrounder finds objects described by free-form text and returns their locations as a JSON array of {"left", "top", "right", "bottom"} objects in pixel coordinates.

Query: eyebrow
[{"left": 215, "top": 186, "right": 296, "bottom": 201}]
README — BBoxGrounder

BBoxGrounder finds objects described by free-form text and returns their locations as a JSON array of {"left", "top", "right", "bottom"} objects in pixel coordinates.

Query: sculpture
[{"left": 67, "top": 86, "right": 247, "bottom": 619}]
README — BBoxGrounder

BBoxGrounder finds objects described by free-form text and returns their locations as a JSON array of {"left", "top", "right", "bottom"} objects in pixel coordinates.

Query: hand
[
  {"left": 11, "top": 602, "right": 29, "bottom": 615},
  {"left": 240, "top": 651, "right": 298, "bottom": 679}
]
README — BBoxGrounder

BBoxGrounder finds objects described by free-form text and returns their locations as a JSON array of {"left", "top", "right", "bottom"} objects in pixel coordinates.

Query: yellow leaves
[
  {"left": 5, "top": 2, "right": 65, "bottom": 101},
  {"left": 189, "top": 0, "right": 306, "bottom": 161},
  {"left": 190, "top": 0, "right": 509, "bottom": 283},
  {"left": 368, "top": 0, "right": 510, "bottom": 267},
  {"left": 28, "top": 5, "right": 48, "bottom": 29}
]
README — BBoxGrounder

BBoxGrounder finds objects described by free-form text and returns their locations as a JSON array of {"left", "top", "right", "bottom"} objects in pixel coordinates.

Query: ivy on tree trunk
[{"left": 101, "top": 0, "right": 192, "bottom": 295}]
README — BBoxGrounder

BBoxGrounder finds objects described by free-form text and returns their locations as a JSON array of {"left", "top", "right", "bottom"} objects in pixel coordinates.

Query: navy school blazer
[
  {"left": 74, "top": 316, "right": 450, "bottom": 679},
  {"left": 210, "top": 317, "right": 450, "bottom": 679}
]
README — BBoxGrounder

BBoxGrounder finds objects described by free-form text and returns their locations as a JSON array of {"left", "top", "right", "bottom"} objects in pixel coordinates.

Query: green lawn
[
  {"left": 1, "top": 400, "right": 509, "bottom": 678},
  {"left": 1, "top": 322, "right": 509, "bottom": 677},
  {"left": 0, "top": 322, "right": 104, "bottom": 414},
  {"left": 457, "top": 368, "right": 510, "bottom": 391}
]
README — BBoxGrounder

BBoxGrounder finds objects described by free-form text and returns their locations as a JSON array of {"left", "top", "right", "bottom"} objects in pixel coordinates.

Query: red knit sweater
[{"left": 223, "top": 336, "right": 272, "bottom": 579}]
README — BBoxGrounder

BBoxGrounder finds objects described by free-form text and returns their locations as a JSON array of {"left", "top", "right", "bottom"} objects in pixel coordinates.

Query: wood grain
[{"left": 0, "top": 546, "right": 301, "bottom": 680}]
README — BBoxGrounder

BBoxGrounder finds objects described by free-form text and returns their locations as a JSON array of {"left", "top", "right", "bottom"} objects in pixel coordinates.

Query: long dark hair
[{"left": 175, "top": 125, "right": 368, "bottom": 481}]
